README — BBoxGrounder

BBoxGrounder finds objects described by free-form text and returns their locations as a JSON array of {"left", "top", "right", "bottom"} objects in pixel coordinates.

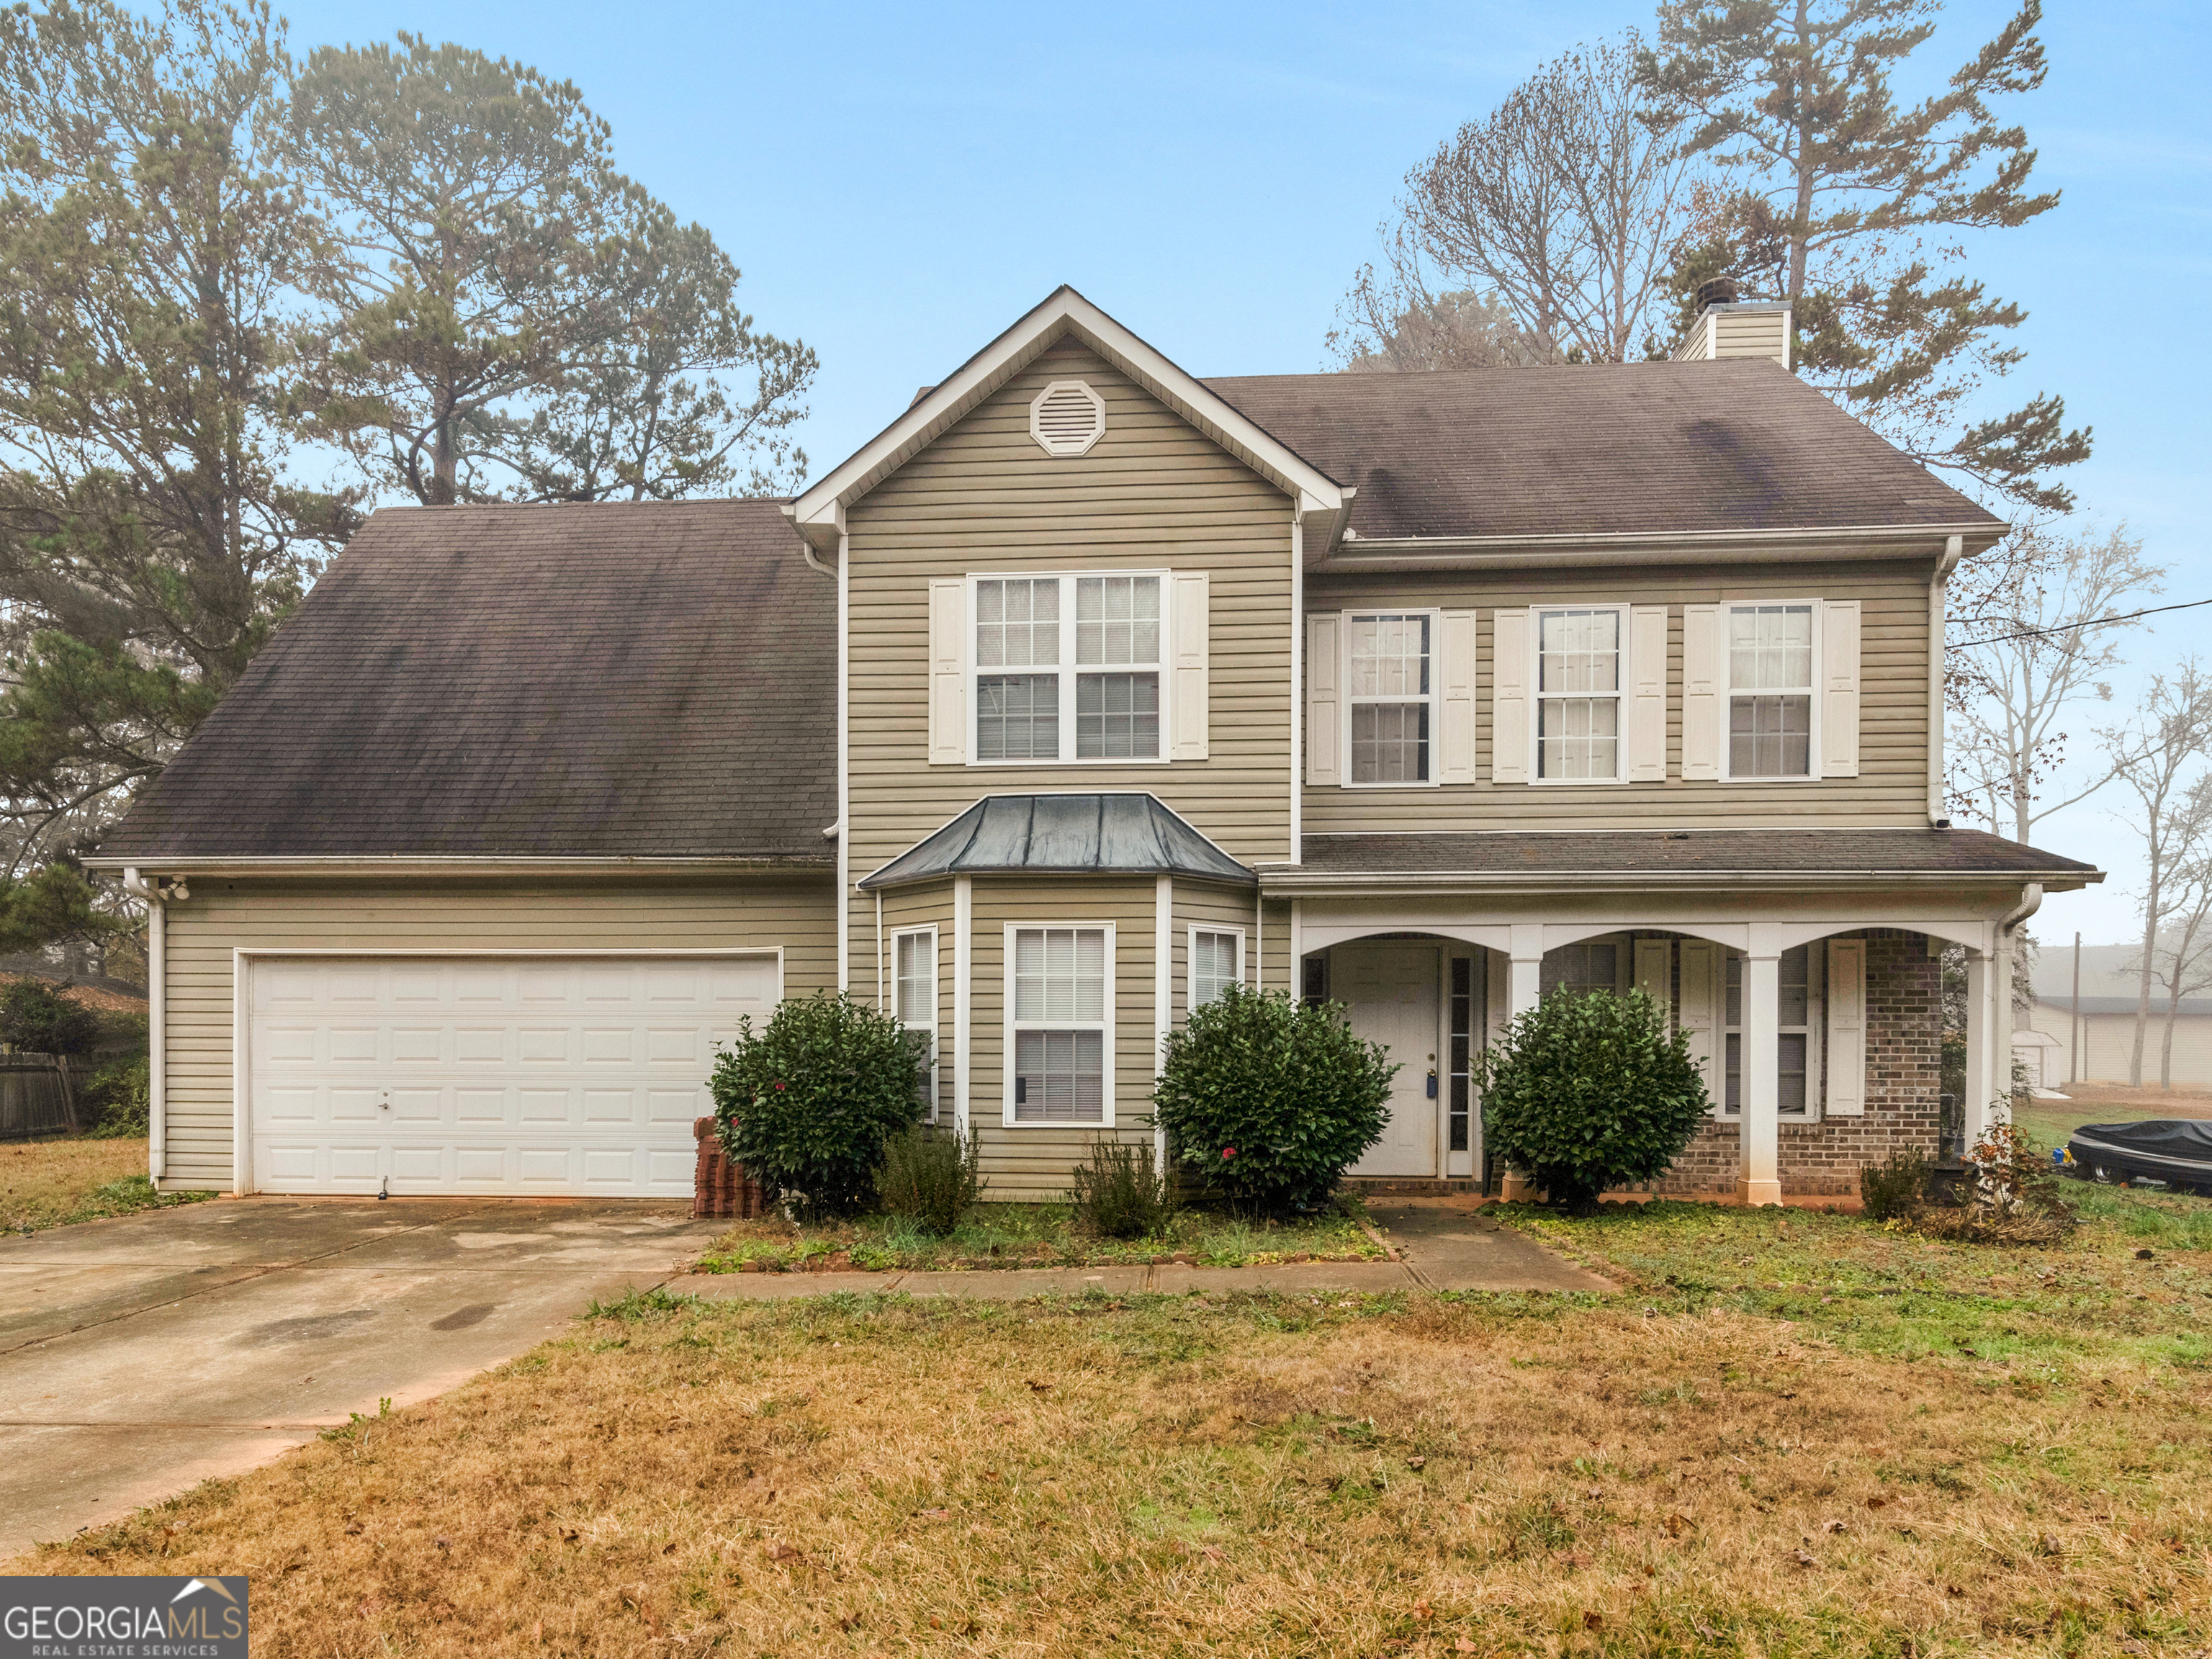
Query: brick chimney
[{"left": 1672, "top": 279, "right": 1792, "bottom": 369}]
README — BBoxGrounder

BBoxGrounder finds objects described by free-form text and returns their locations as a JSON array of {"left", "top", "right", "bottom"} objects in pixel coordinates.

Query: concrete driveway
[{"left": 0, "top": 1196, "right": 721, "bottom": 1560}]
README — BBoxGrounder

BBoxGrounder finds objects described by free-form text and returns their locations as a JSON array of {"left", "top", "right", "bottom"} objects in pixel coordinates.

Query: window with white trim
[
  {"left": 1540, "top": 938, "right": 1625, "bottom": 998},
  {"left": 1346, "top": 613, "right": 1433, "bottom": 783},
  {"left": 1535, "top": 606, "right": 1624, "bottom": 781},
  {"left": 892, "top": 927, "right": 938, "bottom": 1123},
  {"left": 973, "top": 573, "right": 1162, "bottom": 763},
  {"left": 1010, "top": 927, "right": 1109, "bottom": 1124},
  {"left": 1722, "top": 945, "right": 1822, "bottom": 1118},
  {"left": 1189, "top": 927, "right": 1243, "bottom": 1010},
  {"left": 1726, "top": 603, "right": 1815, "bottom": 778}
]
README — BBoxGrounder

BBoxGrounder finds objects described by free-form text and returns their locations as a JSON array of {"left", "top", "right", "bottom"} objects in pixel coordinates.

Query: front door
[{"left": 1337, "top": 944, "right": 1440, "bottom": 1178}]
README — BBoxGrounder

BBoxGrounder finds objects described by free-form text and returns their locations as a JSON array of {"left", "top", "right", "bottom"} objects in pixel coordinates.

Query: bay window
[{"left": 1007, "top": 925, "right": 1112, "bottom": 1125}]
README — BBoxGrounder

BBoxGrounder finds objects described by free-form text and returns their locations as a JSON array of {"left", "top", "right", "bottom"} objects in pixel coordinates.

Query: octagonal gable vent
[{"left": 1029, "top": 379, "right": 1107, "bottom": 457}]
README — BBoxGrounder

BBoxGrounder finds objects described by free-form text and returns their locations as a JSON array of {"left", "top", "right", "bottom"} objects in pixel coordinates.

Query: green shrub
[
  {"left": 1476, "top": 986, "right": 1709, "bottom": 1215},
  {"left": 1151, "top": 983, "right": 1395, "bottom": 1213},
  {"left": 710, "top": 992, "right": 928, "bottom": 1220},
  {"left": 0, "top": 979, "right": 100, "bottom": 1058},
  {"left": 1069, "top": 1138, "right": 1180, "bottom": 1239},
  {"left": 874, "top": 1125, "right": 984, "bottom": 1235},
  {"left": 83, "top": 1053, "right": 151, "bottom": 1138},
  {"left": 1860, "top": 1146, "right": 1931, "bottom": 1221}
]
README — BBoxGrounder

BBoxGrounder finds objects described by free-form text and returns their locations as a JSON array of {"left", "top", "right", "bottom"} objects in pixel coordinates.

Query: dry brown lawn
[
  {"left": 0, "top": 1133, "right": 179, "bottom": 1230},
  {"left": 12, "top": 1245, "right": 2211, "bottom": 1658}
]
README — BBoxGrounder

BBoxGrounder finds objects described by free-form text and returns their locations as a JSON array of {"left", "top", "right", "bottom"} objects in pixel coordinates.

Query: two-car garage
[{"left": 243, "top": 953, "right": 779, "bottom": 1197}]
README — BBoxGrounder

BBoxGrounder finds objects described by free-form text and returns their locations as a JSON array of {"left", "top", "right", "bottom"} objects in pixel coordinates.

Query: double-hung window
[
  {"left": 1722, "top": 945, "right": 1822, "bottom": 1118},
  {"left": 974, "top": 573, "right": 1162, "bottom": 763},
  {"left": 1188, "top": 927, "right": 1244, "bottom": 1010},
  {"left": 892, "top": 927, "right": 938, "bottom": 1123},
  {"left": 1726, "top": 603, "right": 1815, "bottom": 778},
  {"left": 1535, "top": 606, "right": 1624, "bottom": 781},
  {"left": 1008, "top": 926, "right": 1111, "bottom": 1125},
  {"left": 1346, "top": 613, "right": 1434, "bottom": 783}
]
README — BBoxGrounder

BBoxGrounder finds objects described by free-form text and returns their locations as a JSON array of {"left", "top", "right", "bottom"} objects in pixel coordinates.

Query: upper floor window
[
  {"left": 1535, "top": 606, "right": 1624, "bottom": 781},
  {"left": 974, "top": 573, "right": 1161, "bottom": 763},
  {"left": 1727, "top": 603, "right": 1815, "bottom": 778},
  {"left": 1347, "top": 613, "right": 1432, "bottom": 783}
]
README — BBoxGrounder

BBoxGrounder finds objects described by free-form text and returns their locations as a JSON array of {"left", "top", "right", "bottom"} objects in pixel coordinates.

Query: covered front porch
[{"left": 1268, "top": 829, "right": 2100, "bottom": 1204}]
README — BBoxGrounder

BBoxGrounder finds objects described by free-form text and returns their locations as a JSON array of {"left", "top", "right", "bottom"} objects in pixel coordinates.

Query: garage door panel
[{"left": 248, "top": 953, "right": 777, "bottom": 1196}]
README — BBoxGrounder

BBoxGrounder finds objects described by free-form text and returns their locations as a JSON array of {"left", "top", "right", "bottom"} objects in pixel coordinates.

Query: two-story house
[{"left": 90, "top": 287, "right": 2099, "bottom": 1205}]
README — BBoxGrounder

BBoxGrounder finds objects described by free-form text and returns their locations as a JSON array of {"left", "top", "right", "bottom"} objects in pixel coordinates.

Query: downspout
[
  {"left": 1928, "top": 534, "right": 1964, "bottom": 827},
  {"left": 121, "top": 868, "right": 164, "bottom": 1182},
  {"left": 828, "top": 535, "right": 850, "bottom": 989},
  {"left": 1289, "top": 512, "right": 1303, "bottom": 866}
]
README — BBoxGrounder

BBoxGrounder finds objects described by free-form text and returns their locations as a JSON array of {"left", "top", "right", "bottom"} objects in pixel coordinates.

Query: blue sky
[{"left": 276, "top": 0, "right": 2208, "bottom": 948}]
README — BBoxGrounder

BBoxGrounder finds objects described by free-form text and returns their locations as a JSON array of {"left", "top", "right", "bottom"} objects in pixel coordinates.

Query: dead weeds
[{"left": 14, "top": 1282, "right": 2211, "bottom": 1657}]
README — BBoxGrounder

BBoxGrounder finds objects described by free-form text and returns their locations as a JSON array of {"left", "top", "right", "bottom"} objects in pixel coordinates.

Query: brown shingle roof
[
  {"left": 99, "top": 500, "right": 835, "bottom": 862},
  {"left": 1203, "top": 361, "right": 2003, "bottom": 543}
]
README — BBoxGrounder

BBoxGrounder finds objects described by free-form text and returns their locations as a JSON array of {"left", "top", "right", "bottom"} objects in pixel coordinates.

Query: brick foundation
[
  {"left": 1654, "top": 930, "right": 1943, "bottom": 1197},
  {"left": 693, "top": 1117, "right": 768, "bottom": 1220}
]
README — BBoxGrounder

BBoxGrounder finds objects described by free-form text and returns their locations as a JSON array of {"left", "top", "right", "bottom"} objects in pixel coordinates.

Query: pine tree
[{"left": 1637, "top": 0, "right": 2090, "bottom": 511}]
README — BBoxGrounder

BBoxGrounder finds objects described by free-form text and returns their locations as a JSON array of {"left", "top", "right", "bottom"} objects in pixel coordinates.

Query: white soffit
[{"left": 785, "top": 286, "right": 1347, "bottom": 549}]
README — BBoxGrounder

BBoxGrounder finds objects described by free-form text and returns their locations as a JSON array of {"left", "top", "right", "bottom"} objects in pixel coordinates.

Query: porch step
[{"left": 1339, "top": 1177, "right": 1489, "bottom": 1197}]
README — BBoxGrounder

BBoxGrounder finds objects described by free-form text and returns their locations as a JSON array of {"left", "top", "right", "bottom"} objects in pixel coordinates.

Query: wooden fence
[{"left": 0, "top": 1058, "right": 92, "bottom": 1141}]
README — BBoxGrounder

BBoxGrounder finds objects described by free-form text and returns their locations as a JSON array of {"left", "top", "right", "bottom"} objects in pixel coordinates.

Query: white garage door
[{"left": 246, "top": 953, "right": 778, "bottom": 1196}]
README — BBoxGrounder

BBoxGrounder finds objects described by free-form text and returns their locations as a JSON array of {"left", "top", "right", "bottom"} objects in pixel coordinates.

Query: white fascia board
[
  {"left": 1254, "top": 868, "right": 2100, "bottom": 896},
  {"left": 1315, "top": 521, "right": 2008, "bottom": 573},
  {"left": 789, "top": 286, "right": 1346, "bottom": 547}
]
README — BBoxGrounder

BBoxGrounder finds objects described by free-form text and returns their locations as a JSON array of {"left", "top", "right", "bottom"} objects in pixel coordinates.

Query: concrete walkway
[
  {"left": 682, "top": 1200, "right": 1610, "bottom": 1302},
  {"left": 0, "top": 1197, "right": 719, "bottom": 1560}
]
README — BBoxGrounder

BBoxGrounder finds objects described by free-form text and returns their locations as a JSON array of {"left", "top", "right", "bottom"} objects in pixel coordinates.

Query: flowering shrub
[
  {"left": 1151, "top": 984, "right": 1395, "bottom": 1213},
  {"left": 710, "top": 992, "right": 929, "bottom": 1219}
]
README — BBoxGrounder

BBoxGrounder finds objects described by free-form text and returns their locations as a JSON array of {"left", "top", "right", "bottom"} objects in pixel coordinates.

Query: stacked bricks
[
  {"left": 1653, "top": 930, "right": 1943, "bottom": 1197},
  {"left": 692, "top": 1116, "right": 767, "bottom": 1220}
]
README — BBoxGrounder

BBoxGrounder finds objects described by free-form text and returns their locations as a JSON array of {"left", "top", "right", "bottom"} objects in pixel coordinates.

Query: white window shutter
[
  {"left": 1628, "top": 605, "right": 1668, "bottom": 782},
  {"left": 1438, "top": 609, "right": 1477, "bottom": 784},
  {"left": 1167, "top": 571, "right": 1210, "bottom": 760},
  {"left": 1826, "top": 937, "right": 1866, "bottom": 1115},
  {"left": 1678, "top": 939, "right": 1720, "bottom": 1111},
  {"left": 1305, "top": 613, "right": 1341, "bottom": 786},
  {"left": 927, "top": 579, "right": 968, "bottom": 765},
  {"left": 1491, "top": 608, "right": 1529, "bottom": 783},
  {"left": 1633, "top": 938, "right": 1673, "bottom": 1016},
  {"left": 1682, "top": 603, "right": 1721, "bottom": 781},
  {"left": 1820, "top": 600, "right": 1861, "bottom": 777}
]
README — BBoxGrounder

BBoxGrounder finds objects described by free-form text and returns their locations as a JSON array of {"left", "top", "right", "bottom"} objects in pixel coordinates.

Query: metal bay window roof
[{"left": 858, "top": 794, "right": 1255, "bottom": 890}]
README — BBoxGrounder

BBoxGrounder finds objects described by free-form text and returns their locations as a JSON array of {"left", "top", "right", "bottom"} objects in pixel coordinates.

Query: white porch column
[
  {"left": 1500, "top": 924, "right": 1546, "bottom": 1200},
  {"left": 1964, "top": 948, "right": 1995, "bottom": 1143},
  {"left": 953, "top": 876, "right": 973, "bottom": 1137},
  {"left": 1738, "top": 927, "right": 1782, "bottom": 1207},
  {"left": 1992, "top": 932, "right": 2017, "bottom": 1128},
  {"left": 1154, "top": 876, "right": 1172, "bottom": 1162}
]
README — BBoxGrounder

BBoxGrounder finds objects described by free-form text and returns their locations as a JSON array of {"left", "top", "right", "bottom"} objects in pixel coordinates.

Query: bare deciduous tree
[
  {"left": 1946, "top": 523, "right": 2164, "bottom": 842},
  {"left": 2123, "top": 827, "right": 2212, "bottom": 1089},
  {"left": 2104, "top": 662, "right": 2212, "bottom": 1086},
  {"left": 1335, "top": 32, "right": 1698, "bottom": 369}
]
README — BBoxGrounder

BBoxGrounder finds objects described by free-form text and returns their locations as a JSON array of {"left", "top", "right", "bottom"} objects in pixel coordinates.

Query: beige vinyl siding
[
  {"left": 1713, "top": 310, "right": 1789, "bottom": 361},
  {"left": 970, "top": 878, "right": 1156, "bottom": 1200},
  {"left": 158, "top": 874, "right": 835, "bottom": 1192},
  {"left": 1305, "top": 561, "right": 1932, "bottom": 832},
  {"left": 845, "top": 338, "right": 1295, "bottom": 980}
]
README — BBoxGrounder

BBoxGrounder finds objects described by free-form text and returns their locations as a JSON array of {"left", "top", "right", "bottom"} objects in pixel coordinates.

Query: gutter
[
  {"left": 1257, "top": 868, "right": 2100, "bottom": 897},
  {"left": 1313, "top": 520, "right": 2006, "bottom": 574},
  {"left": 120, "top": 868, "right": 166, "bottom": 1182}
]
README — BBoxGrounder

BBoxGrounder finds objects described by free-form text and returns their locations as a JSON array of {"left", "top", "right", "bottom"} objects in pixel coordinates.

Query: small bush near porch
[
  {"left": 1479, "top": 986, "right": 1709, "bottom": 1213},
  {"left": 30, "top": 1183, "right": 2210, "bottom": 1655}
]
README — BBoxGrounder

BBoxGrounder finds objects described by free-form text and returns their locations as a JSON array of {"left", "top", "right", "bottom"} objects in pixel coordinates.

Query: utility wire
[{"left": 1950, "top": 596, "right": 2212, "bottom": 649}]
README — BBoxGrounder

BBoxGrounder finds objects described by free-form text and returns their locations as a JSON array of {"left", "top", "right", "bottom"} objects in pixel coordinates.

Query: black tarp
[{"left": 2067, "top": 1120, "right": 2212, "bottom": 1188}]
